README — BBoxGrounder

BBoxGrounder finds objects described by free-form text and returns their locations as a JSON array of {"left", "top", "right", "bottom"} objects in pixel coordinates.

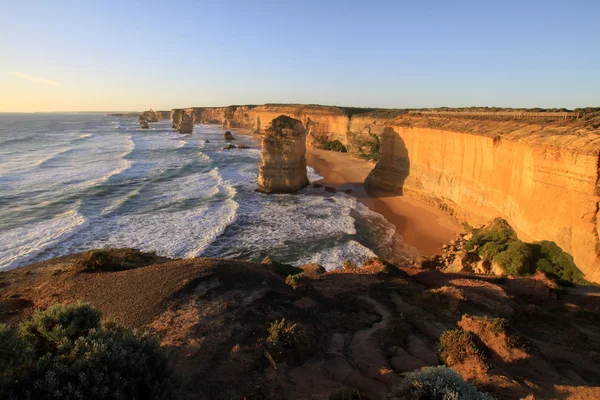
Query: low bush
[
  {"left": 320, "top": 140, "right": 347, "bottom": 152},
  {"left": 532, "top": 241, "right": 586, "bottom": 284},
  {"left": 464, "top": 218, "right": 516, "bottom": 251},
  {"left": 74, "top": 249, "right": 115, "bottom": 272},
  {"left": 384, "top": 366, "right": 494, "bottom": 400},
  {"left": 439, "top": 329, "right": 487, "bottom": 366},
  {"left": 493, "top": 241, "right": 536, "bottom": 276},
  {"left": 285, "top": 272, "right": 306, "bottom": 289},
  {"left": 267, "top": 319, "right": 298, "bottom": 349},
  {"left": 0, "top": 302, "right": 177, "bottom": 400}
]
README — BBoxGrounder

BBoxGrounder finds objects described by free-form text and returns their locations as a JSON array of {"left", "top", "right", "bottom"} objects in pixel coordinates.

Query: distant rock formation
[
  {"left": 257, "top": 116, "right": 309, "bottom": 193},
  {"left": 143, "top": 109, "right": 159, "bottom": 123},
  {"left": 172, "top": 109, "right": 193, "bottom": 133},
  {"left": 139, "top": 115, "right": 149, "bottom": 129},
  {"left": 224, "top": 131, "right": 234, "bottom": 140}
]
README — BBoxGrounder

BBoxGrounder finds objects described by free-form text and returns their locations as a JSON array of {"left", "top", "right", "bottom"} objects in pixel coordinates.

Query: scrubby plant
[
  {"left": 0, "top": 303, "right": 177, "bottom": 400},
  {"left": 464, "top": 218, "right": 516, "bottom": 252},
  {"left": 493, "top": 241, "right": 535, "bottom": 276},
  {"left": 74, "top": 249, "right": 115, "bottom": 272},
  {"left": 439, "top": 329, "right": 487, "bottom": 366},
  {"left": 343, "top": 259, "right": 356, "bottom": 270},
  {"left": 267, "top": 318, "right": 298, "bottom": 348},
  {"left": 532, "top": 241, "right": 586, "bottom": 284},
  {"left": 285, "top": 272, "right": 306, "bottom": 289},
  {"left": 384, "top": 366, "right": 494, "bottom": 400},
  {"left": 320, "top": 140, "right": 347, "bottom": 152},
  {"left": 328, "top": 388, "right": 361, "bottom": 400},
  {"left": 478, "top": 241, "right": 508, "bottom": 261}
]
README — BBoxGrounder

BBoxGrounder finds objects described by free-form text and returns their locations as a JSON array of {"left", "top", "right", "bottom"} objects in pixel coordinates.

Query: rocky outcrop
[
  {"left": 172, "top": 104, "right": 600, "bottom": 282},
  {"left": 257, "top": 116, "right": 309, "bottom": 193},
  {"left": 139, "top": 116, "right": 149, "bottom": 129},
  {"left": 142, "top": 109, "right": 159, "bottom": 122},
  {"left": 224, "top": 131, "right": 234, "bottom": 140},
  {"left": 172, "top": 109, "right": 193, "bottom": 133}
]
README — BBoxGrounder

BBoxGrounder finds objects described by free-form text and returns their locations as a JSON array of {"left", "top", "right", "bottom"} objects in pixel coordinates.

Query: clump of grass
[
  {"left": 267, "top": 319, "right": 298, "bottom": 348},
  {"left": 320, "top": 140, "right": 347, "bottom": 152},
  {"left": 439, "top": 329, "right": 487, "bottom": 366},
  {"left": 493, "top": 241, "right": 536, "bottom": 276},
  {"left": 343, "top": 260, "right": 356, "bottom": 270},
  {"left": 285, "top": 273, "right": 306, "bottom": 289},
  {"left": 532, "top": 241, "right": 586, "bottom": 284}
]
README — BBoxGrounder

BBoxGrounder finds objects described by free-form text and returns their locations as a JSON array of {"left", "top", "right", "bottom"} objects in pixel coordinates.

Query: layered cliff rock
[
  {"left": 172, "top": 109, "right": 193, "bottom": 133},
  {"left": 173, "top": 104, "right": 600, "bottom": 282},
  {"left": 257, "top": 116, "right": 309, "bottom": 193}
]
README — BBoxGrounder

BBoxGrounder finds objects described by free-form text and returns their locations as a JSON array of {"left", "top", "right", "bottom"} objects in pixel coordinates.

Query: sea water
[{"left": 0, "top": 113, "right": 400, "bottom": 271}]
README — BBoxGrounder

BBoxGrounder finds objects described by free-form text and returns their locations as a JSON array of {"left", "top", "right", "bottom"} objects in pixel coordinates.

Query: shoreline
[{"left": 305, "top": 148, "right": 463, "bottom": 258}]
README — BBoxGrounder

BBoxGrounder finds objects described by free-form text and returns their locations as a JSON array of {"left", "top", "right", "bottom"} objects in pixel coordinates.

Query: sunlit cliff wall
[{"left": 176, "top": 105, "right": 600, "bottom": 281}]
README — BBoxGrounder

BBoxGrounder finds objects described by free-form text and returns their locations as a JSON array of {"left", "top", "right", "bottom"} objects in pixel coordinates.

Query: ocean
[{"left": 0, "top": 113, "right": 399, "bottom": 271}]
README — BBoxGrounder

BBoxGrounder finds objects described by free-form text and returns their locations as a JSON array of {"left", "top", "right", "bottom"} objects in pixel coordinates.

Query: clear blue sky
[{"left": 1, "top": 0, "right": 598, "bottom": 111}]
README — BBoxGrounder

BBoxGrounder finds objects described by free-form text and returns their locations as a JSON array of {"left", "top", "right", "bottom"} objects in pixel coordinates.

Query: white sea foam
[
  {"left": 307, "top": 166, "right": 324, "bottom": 182},
  {"left": 296, "top": 240, "right": 377, "bottom": 271},
  {"left": 79, "top": 133, "right": 93, "bottom": 139},
  {"left": 0, "top": 208, "right": 87, "bottom": 270}
]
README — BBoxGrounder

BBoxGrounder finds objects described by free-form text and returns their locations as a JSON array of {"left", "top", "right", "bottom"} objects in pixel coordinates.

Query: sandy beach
[{"left": 306, "top": 148, "right": 463, "bottom": 257}]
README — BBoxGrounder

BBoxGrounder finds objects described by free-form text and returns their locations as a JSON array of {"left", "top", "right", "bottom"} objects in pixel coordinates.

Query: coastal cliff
[{"left": 179, "top": 104, "right": 600, "bottom": 282}]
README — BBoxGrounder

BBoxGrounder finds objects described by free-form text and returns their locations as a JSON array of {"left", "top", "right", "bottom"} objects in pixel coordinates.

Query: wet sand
[{"left": 306, "top": 148, "right": 463, "bottom": 257}]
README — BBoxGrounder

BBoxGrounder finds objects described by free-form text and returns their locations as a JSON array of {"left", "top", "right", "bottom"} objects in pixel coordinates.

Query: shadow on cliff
[{"left": 364, "top": 127, "right": 410, "bottom": 196}]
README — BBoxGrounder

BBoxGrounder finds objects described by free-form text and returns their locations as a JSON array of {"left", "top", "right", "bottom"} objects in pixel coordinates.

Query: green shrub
[
  {"left": 329, "top": 388, "right": 361, "bottom": 400},
  {"left": 493, "top": 241, "right": 536, "bottom": 276},
  {"left": 285, "top": 272, "right": 306, "bottom": 289},
  {"left": 439, "top": 329, "right": 486, "bottom": 366},
  {"left": 385, "top": 366, "right": 494, "bottom": 400},
  {"left": 267, "top": 319, "right": 298, "bottom": 348},
  {"left": 464, "top": 218, "right": 516, "bottom": 251},
  {"left": 0, "top": 303, "right": 177, "bottom": 400},
  {"left": 532, "top": 241, "right": 586, "bottom": 284},
  {"left": 478, "top": 241, "right": 508, "bottom": 261},
  {"left": 321, "top": 140, "right": 347, "bottom": 152}
]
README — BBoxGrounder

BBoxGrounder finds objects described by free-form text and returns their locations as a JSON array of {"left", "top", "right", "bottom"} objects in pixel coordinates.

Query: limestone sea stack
[
  {"left": 143, "top": 109, "right": 159, "bottom": 122},
  {"left": 172, "top": 109, "right": 193, "bottom": 133},
  {"left": 139, "top": 115, "right": 149, "bottom": 129},
  {"left": 224, "top": 131, "right": 234, "bottom": 140},
  {"left": 257, "top": 116, "right": 309, "bottom": 193}
]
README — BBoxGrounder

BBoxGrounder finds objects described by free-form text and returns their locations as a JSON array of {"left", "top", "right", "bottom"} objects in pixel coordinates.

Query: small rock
[
  {"left": 204, "top": 140, "right": 210, "bottom": 143},
  {"left": 324, "top": 187, "right": 337, "bottom": 193},
  {"left": 223, "top": 144, "right": 237, "bottom": 150},
  {"left": 343, "top": 189, "right": 352, "bottom": 194},
  {"left": 237, "top": 143, "right": 249, "bottom": 149},
  {"left": 312, "top": 183, "right": 322, "bottom": 189},
  {"left": 224, "top": 131, "right": 234, "bottom": 140}
]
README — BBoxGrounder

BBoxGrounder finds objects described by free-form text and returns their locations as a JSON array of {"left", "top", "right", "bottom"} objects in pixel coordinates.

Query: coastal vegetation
[
  {"left": 1, "top": 248, "right": 600, "bottom": 398},
  {"left": 463, "top": 218, "right": 585, "bottom": 283},
  {"left": 0, "top": 303, "right": 176, "bottom": 400},
  {"left": 320, "top": 139, "right": 347, "bottom": 152}
]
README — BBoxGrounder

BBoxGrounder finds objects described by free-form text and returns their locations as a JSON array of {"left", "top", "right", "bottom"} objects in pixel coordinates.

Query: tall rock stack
[
  {"left": 257, "top": 115, "right": 309, "bottom": 193},
  {"left": 172, "top": 109, "right": 193, "bottom": 133},
  {"left": 139, "top": 115, "right": 149, "bottom": 129}
]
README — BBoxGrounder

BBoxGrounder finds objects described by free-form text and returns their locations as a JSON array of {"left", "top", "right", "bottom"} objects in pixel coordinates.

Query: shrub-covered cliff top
[{"left": 2, "top": 249, "right": 600, "bottom": 399}]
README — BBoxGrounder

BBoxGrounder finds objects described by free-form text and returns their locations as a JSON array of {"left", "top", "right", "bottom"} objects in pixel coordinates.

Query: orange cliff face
[{"left": 173, "top": 105, "right": 600, "bottom": 282}]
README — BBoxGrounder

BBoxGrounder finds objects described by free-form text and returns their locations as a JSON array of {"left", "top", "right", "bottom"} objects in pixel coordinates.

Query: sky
[{"left": 0, "top": 0, "right": 598, "bottom": 112}]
